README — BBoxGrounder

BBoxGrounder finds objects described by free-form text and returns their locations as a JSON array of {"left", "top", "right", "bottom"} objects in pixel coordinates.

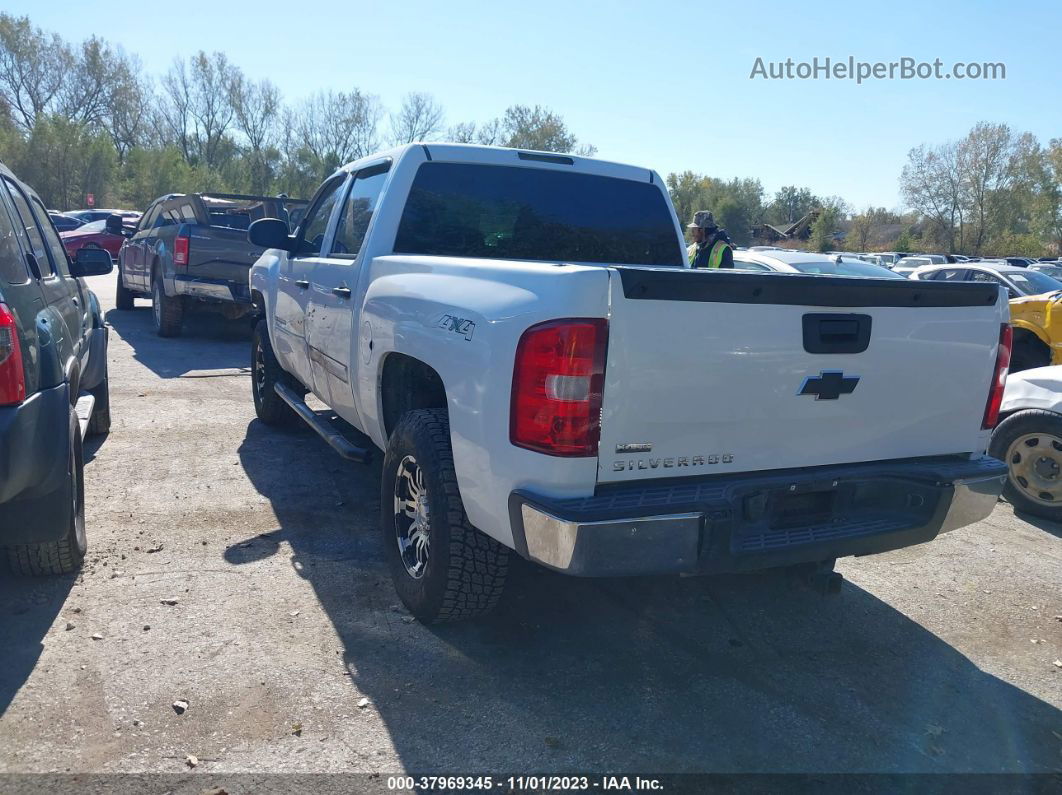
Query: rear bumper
[
  {"left": 172, "top": 274, "right": 251, "bottom": 304},
  {"left": 509, "top": 456, "right": 1006, "bottom": 577}
]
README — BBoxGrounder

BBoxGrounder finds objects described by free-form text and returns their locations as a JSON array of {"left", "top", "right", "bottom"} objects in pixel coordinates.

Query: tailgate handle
[{"left": 802, "top": 313, "right": 872, "bottom": 354}]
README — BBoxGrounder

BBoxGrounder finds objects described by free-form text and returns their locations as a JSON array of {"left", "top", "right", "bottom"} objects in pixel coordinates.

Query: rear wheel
[
  {"left": 115, "top": 262, "right": 134, "bottom": 310},
  {"left": 3, "top": 407, "right": 87, "bottom": 575},
  {"left": 989, "top": 410, "right": 1062, "bottom": 521},
  {"left": 152, "top": 273, "right": 183, "bottom": 337},
  {"left": 381, "top": 409, "right": 509, "bottom": 623}
]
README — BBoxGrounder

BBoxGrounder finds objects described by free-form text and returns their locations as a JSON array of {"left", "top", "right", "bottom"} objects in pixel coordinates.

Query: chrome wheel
[
  {"left": 1006, "top": 432, "right": 1062, "bottom": 506},
  {"left": 394, "top": 455, "right": 430, "bottom": 579}
]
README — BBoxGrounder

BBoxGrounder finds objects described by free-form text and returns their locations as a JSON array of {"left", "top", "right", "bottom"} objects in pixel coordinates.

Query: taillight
[
  {"left": 982, "top": 324, "right": 1013, "bottom": 430},
  {"left": 511, "top": 318, "right": 608, "bottom": 456},
  {"left": 0, "top": 302, "right": 26, "bottom": 406},
  {"left": 173, "top": 235, "right": 189, "bottom": 269}
]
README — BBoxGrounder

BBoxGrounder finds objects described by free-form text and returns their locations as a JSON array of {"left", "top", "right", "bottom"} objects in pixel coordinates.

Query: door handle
[
  {"left": 72, "top": 297, "right": 79, "bottom": 306},
  {"left": 332, "top": 286, "right": 351, "bottom": 298},
  {"left": 295, "top": 280, "right": 310, "bottom": 289}
]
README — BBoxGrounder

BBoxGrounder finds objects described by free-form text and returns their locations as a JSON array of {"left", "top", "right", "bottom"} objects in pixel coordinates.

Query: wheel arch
[{"left": 379, "top": 352, "right": 448, "bottom": 441}]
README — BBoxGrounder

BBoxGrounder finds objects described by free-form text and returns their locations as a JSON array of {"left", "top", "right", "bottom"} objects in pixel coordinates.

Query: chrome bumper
[
  {"left": 937, "top": 472, "right": 1006, "bottom": 534},
  {"left": 519, "top": 505, "right": 702, "bottom": 575},
  {"left": 512, "top": 457, "right": 1007, "bottom": 577}
]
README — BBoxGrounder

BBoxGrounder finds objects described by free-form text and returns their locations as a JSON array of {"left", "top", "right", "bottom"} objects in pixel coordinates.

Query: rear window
[
  {"left": 1008, "top": 270, "right": 1062, "bottom": 295},
  {"left": 790, "top": 260, "right": 905, "bottom": 279},
  {"left": 393, "top": 163, "right": 682, "bottom": 266}
]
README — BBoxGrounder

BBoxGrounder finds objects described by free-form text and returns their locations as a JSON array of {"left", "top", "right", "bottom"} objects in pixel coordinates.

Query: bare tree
[
  {"left": 959, "top": 122, "right": 1021, "bottom": 253},
  {"left": 231, "top": 76, "right": 280, "bottom": 153},
  {"left": 445, "top": 121, "right": 478, "bottom": 143},
  {"left": 0, "top": 13, "right": 73, "bottom": 132},
  {"left": 295, "top": 89, "right": 381, "bottom": 167},
  {"left": 901, "top": 141, "right": 964, "bottom": 251},
  {"left": 159, "top": 51, "right": 238, "bottom": 168},
  {"left": 388, "top": 92, "right": 444, "bottom": 145}
]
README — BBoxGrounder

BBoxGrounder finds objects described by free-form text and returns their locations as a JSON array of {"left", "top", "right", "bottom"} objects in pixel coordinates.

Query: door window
[
  {"left": 930, "top": 268, "right": 969, "bottom": 281},
  {"left": 331, "top": 163, "right": 390, "bottom": 259},
  {"left": 2, "top": 178, "right": 52, "bottom": 277},
  {"left": 31, "top": 198, "right": 72, "bottom": 276},
  {"left": 297, "top": 177, "right": 347, "bottom": 256},
  {"left": 139, "top": 203, "right": 160, "bottom": 231}
]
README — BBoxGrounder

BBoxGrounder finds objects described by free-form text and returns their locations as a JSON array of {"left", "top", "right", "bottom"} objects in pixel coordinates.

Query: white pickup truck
[{"left": 247, "top": 143, "right": 1010, "bottom": 623}]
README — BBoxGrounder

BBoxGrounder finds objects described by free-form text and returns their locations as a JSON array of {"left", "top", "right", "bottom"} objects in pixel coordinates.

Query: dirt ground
[{"left": 1, "top": 271, "right": 1060, "bottom": 781}]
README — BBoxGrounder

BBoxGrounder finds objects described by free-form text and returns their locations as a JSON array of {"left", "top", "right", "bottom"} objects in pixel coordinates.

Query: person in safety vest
[{"left": 686, "top": 210, "right": 734, "bottom": 269}]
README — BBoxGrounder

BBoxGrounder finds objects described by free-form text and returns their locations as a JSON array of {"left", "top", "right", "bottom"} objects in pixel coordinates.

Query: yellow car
[{"left": 913, "top": 262, "right": 1062, "bottom": 372}]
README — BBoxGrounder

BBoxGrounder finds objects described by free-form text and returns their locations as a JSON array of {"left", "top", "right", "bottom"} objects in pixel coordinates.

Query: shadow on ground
[
  {"left": 104, "top": 303, "right": 252, "bottom": 378},
  {"left": 227, "top": 420, "right": 1062, "bottom": 773},
  {"left": 0, "top": 573, "right": 75, "bottom": 716},
  {"left": 1013, "top": 509, "right": 1062, "bottom": 540}
]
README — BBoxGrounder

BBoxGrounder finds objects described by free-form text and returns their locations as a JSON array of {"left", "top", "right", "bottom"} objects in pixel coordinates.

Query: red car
[{"left": 60, "top": 214, "right": 139, "bottom": 262}]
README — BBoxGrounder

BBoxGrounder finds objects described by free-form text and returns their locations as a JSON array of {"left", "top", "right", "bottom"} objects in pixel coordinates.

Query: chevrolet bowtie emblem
[{"left": 799, "top": 371, "right": 860, "bottom": 400}]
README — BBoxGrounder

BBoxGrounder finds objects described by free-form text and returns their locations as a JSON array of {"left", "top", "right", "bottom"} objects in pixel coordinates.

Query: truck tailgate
[
  {"left": 186, "top": 225, "right": 260, "bottom": 285},
  {"left": 599, "top": 268, "right": 1005, "bottom": 483}
]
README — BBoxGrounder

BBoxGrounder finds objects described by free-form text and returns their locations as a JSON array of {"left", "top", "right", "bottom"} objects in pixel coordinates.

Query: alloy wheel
[{"left": 393, "top": 455, "right": 430, "bottom": 579}]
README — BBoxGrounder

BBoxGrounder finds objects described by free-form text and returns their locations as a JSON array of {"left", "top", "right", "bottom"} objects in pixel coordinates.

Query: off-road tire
[
  {"left": 989, "top": 409, "right": 1062, "bottom": 521},
  {"left": 115, "top": 262, "right": 135, "bottom": 310},
  {"left": 251, "top": 320, "right": 297, "bottom": 426},
  {"left": 3, "top": 407, "right": 87, "bottom": 575},
  {"left": 152, "top": 273, "right": 183, "bottom": 337},
  {"left": 381, "top": 408, "right": 509, "bottom": 623}
]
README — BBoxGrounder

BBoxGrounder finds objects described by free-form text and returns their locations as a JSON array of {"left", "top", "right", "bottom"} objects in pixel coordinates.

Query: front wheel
[
  {"left": 989, "top": 409, "right": 1062, "bottom": 521},
  {"left": 251, "top": 320, "right": 297, "bottom": 426},
  {"left": 381, "top": 409, "right": 509, "bottom": 623}
]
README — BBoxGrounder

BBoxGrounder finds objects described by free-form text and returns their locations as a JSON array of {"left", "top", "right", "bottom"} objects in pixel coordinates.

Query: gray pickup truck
[{"left": 115, "top": 193, "right": 306, "bottom": 336}]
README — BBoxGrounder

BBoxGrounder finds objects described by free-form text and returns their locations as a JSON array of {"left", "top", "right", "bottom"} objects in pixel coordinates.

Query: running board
[
  {"left": 74, "top": 394, "right": 95, "bottom": 440},
  {"left": 273, "top": 383, "right": 373, "bottom": 464}
]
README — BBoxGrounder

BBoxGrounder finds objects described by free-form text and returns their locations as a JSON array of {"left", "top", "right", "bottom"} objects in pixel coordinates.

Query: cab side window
[
  {"left": 2, "top": 178, "right": 52, "bottom": 277},
  {"left": 0, "top": 182, "right": 28, "bottom": 284},
  {"left": 331, "top": 163, "right": 390, "bottom": 258},
  {"left": 31, "top": 197, "right": 71, "bottom": 276},
  {"left": 297, "top": 177, "right": 347, "bottom": 256}
]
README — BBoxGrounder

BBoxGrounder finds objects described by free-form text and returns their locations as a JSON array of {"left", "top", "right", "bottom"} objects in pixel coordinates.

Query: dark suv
[{"left": 0, "top": 163, "right": 114, "bottom": 575}]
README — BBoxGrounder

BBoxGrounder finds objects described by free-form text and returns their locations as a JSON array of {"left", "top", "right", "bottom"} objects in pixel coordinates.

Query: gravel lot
[{"left": 1, "top": 271, "right": 1060, "bottom": 778}]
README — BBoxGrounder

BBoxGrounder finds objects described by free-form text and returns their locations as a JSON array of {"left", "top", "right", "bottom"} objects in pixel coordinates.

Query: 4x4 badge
[{"left": 799, "top": 371, "right": 860, "bottom": 400}]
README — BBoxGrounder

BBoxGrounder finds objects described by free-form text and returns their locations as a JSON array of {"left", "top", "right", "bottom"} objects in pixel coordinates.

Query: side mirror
[
  {"left": 248, "top": 218, "right": 295, "bottom": 252},
  {"left": 104, "top": 213, "right": 124, "bottom": 235},
  {"left": 70, "top": 247, "right": 113, "bottom": 277}
]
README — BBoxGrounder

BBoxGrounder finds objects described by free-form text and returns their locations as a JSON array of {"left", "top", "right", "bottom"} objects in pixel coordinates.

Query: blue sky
[{"left": 11, "top": 0, "right": 1060, "bottom": 209}]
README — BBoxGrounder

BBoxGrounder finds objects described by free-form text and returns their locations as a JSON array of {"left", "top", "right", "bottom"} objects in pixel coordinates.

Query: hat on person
[{"left": 687, "top": 210, "right": 717, "bottom": 229}]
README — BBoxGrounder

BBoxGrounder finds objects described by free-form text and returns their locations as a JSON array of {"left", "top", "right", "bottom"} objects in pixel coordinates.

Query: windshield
[
  {"left": 1008, "top": 270, "right": 1062, "bottom": 295},
  {"left": 394, "top": 162, "right": 683, "bottom": 266},
  {"left": 789, "top": 259, "right": 906, "bottom": 278},
  {"left": 78, "top": 220, "right": 107, "bottom": 233}
]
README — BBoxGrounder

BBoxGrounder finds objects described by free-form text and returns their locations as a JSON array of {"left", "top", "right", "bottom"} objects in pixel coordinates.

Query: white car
[
  {"left": 990, "top": 366, "right": 1062, "bottom": 520},
  {"left": 732, "top": 249, "right": 905, "bottom": 278},
  {"left": 247, "top": 143, "right": 1009, "bottom": 623}
]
